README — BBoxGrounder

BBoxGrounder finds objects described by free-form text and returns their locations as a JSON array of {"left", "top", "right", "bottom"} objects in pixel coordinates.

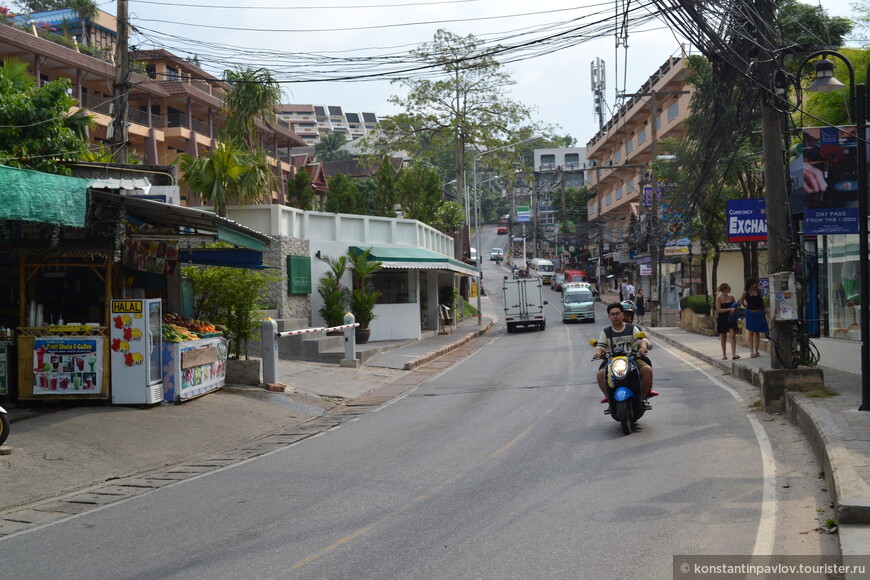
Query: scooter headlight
[{"left": 610, "top": 357, "right": 629, "bottom": 379}]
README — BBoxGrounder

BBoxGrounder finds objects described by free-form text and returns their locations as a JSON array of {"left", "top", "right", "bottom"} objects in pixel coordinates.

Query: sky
[{"left": 118, "top": 0, "right": 861, "bottom": 148}]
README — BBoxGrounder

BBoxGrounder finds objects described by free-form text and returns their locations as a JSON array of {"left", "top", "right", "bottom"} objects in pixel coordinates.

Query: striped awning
[{"left": 349, "top": 246, "right": 478, "bottom": 276}]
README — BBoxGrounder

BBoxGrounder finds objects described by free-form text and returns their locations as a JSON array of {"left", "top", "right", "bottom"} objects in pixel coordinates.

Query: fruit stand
[{"left": 161, "top": 314, "right": 228, "bottom": 402}]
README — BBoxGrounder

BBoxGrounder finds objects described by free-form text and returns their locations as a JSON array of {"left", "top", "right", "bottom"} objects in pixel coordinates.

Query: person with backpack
[{"left": 593, "top": 302, "right": 659, "bottom": 403}]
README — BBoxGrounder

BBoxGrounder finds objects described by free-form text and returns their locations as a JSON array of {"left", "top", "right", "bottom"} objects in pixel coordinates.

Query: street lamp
[
  {"left": 472, "top": 135, "right": 542, "bottom": 324},
  {"left": 796, "top": 51, "right": 869, "bottom": 411}
]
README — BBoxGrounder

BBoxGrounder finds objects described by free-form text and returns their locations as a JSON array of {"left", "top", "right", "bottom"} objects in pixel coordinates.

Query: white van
[{"left": 528, "top": 258, "right": 555, "bottom": 284}]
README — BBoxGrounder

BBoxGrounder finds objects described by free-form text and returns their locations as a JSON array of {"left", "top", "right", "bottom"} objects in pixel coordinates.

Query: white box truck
[{"left": 502, "top": 277, "right": 548, "bottom": 333}]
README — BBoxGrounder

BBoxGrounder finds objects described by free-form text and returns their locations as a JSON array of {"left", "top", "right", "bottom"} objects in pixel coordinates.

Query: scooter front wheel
[
  {"left": 0, "top": 412, "right": 9, "bottom": 446},
  {"left": 617, "top": 400, "right": 632, "bottom": 435}
]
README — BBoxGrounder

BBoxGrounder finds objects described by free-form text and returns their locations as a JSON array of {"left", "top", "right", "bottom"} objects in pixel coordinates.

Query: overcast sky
[{"left": 123, "top": 0, "right": 860, "bottom": 147}]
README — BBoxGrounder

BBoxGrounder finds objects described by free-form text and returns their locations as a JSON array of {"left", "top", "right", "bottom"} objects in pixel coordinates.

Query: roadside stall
[{"left": 1, "top": 164, "right": 271, "bottom": 405}]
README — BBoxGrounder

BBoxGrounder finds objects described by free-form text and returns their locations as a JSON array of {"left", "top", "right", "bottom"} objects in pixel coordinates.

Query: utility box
[{"left": 770, "top": 271, "right": 798, "bottom": 321}]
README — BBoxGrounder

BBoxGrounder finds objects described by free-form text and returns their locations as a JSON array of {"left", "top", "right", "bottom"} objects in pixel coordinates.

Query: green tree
[
  {"left": 395, "top": 161, "right": 442, "bottom": 223},
  {"left": 286, "top": 166, "right": 317, "bottom": 210},
  {"left": 383, "top": 30, "right": 532, "bottom": 232},
  {"left": 372, "top": 156, "right": 399, "bottom": 217},
  {"left": 221, "top": 66, "right": 282, "bottom": 151},
  {"left": 179, "top": 141, "right": 273, "bottom": 216},
  {"left": 183, "top": 264, "right": 278, "bottom": 360},
  {"left": 0, "top": 57, "right": 92, "bottom": 174},
  {"left": 315, "top": 132, "right": 353, "bottom": 161},
  {"left": 324, "top": 172, "right": 364, "bottom": 214}
]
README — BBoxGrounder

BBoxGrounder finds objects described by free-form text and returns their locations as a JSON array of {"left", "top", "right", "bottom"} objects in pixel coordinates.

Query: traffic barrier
[{"left": 262, "top": 319, "right": 361, "bottom": 384}]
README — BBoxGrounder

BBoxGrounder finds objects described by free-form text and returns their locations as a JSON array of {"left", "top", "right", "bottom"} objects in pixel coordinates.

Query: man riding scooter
[{"left": 593, "top": 302, "right": 659, "bottom": 403}]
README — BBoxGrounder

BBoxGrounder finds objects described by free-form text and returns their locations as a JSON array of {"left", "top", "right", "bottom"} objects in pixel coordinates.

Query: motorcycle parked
[
  {"left": 0, "top": 405, "right": 9, "bottom": 447},
  {"left": 590, "top": 335, "right": 651, "bottom": 435}
]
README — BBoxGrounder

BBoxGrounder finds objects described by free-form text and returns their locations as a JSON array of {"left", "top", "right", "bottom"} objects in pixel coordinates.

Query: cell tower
[{"left": 590, "top": 57, "right": 606, "bottom": 131}]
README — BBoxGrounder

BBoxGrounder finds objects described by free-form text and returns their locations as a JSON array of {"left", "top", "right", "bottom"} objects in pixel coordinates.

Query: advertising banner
[
  {"left": 800, "top": 126, "right": 860, "bottom": 235},
  {"left": 33, "top": 337, "right": 103, "bottom": 395},
  {"left": 727, "top": 198, "right": 767, "bottom": 242}
]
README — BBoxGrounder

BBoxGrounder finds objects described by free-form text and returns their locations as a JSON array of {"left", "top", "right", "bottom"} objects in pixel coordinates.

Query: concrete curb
[
  {"left": 647, "top": 327, "right": 870, "bottom": 532},
  {"left": 403, "top": 321, "right": 495, "bottom": 370},
  {"left": 786, "top": 393, "right": 870, "bottom": 525}
]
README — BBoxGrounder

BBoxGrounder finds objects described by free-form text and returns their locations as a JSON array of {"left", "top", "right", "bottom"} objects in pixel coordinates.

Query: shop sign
[
  {"left": 33, "top": 337, "right": 103, "bottom": 394},
  {"left": 639, "top": 264, "right": 652, "bottom": 276},
  {"left": 727, "top": 199, "right": 767, "bottom": 242},
  {"left": 123, "top": 239, "right": 179, "bottom": 275}
]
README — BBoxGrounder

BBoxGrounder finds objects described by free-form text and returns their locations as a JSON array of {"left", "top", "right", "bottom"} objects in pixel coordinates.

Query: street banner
[
  {"left": 727, "top": 198, "right": 767, "bottom": 242},
  {"left": 799, "top": 126, "right": 860, "bottom": 235}
]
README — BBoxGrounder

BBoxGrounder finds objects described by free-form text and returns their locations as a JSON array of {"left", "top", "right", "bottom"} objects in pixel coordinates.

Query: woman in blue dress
[{"left": 740, "top": 277, "right": 769, "bottom": 358}]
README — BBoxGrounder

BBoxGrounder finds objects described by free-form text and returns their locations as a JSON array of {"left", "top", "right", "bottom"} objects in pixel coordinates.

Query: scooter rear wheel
[{"left": 617, "top": 400, "right": 632, "bottom": 435}]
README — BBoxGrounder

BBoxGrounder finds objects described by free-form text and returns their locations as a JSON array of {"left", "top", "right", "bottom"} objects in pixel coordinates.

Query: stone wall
[{"left": 263, "top": 236, "right": 310, "bottom": 323}]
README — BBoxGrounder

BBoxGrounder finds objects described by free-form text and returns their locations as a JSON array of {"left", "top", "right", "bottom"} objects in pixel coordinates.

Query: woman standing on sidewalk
[
  {"left": 635, "top": 288, "right": 646, "bottom": 325},
  {"left": 740, "top": 277, "right": 769, "bottom": 358},
  {"left": 716, "top": 283, "right": 740, "bottom": 360}
]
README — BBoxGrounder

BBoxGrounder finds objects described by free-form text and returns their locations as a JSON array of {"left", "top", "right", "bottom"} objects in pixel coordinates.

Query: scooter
[
  {"left": 591, "top": 336, "right": 651, "bottom": 435},
  {"left": 0, "top": 405, "right": 9, "bottom": 447}
]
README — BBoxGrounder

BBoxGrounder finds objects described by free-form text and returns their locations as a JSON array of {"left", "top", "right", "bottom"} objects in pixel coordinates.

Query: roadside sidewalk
[{"left": 600, "top": 288, "right": 870, "bottom": 559}]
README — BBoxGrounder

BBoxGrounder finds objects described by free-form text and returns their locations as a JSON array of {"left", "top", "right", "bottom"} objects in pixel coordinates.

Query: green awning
[
  {"left": 350, "top": 246, "right": 478, "bottom": 276},
  {"left": 0, "top": 165, "right": 89, "bottom": 226}
]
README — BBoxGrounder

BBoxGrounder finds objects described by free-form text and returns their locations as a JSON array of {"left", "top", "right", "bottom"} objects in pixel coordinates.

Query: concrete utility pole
[{"left": 110, "top": 0, "right": 130, "bottom": 163}]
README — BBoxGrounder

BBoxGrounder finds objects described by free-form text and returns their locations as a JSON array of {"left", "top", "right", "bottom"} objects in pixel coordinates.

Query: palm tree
[
  {"left": 221, "top": 66, "right": 282, "bottom": 150},
  {"left": 68, "top": 0, "right": 98, "bottom": 46},
  {"left": 315, "top": 132, "right": 351, "bottom": 161},
  {"left": 178, "top": 142, "right": 274, "bottom": 216}
]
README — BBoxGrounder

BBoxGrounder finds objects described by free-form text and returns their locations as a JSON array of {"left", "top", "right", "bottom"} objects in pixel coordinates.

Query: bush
[
  {"left": 183, "top": 265, "right": 279, "bottom": 359},
  {"left": 683, "top": 294, "right": 714, "bottom": 315}
]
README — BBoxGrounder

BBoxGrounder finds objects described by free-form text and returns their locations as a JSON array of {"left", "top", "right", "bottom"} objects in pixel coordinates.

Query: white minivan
[
  {"left": 528, "top": 258, "right": 555, "bottom": 284},
  {"left": 562, "top": 285, "right": 596, "bottom": 323}
]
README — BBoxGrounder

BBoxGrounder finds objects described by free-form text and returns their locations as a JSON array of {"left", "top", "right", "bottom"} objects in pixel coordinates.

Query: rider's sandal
[
  {"left": 648, "top": 389, "right": 659, "bottom": 397},
  {"left": 600, "top": 396, "right": 608, "bottom": 404}
]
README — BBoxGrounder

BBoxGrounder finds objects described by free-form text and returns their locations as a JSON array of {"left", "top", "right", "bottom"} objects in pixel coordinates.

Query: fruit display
[{"left": 161, "top": 314, "right": 222, "bottom": 342}]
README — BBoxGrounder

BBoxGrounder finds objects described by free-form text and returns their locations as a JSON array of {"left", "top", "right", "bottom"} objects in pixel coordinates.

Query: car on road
[
  {"left": 490, "top": 248, "right": 505, "bottom": 261},
  {"left": 497, "top": 226, "right": 508, "bottom": 235},
  {"left": 562, "top": 285, "right": 595, "bottom": 323}
]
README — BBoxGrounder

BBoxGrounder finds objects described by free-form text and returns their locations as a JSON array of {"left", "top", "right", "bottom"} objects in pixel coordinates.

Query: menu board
[{"left": 33, "top": 337, "right": 103, "bottom": 395}]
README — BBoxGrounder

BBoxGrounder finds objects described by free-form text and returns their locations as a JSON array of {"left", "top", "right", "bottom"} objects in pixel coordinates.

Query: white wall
[{"left": 226, "top": 205, "right": 460, "bottom": 341}]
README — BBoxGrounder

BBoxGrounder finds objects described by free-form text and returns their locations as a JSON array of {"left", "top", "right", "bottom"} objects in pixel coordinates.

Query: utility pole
[
  {"left": 648, "top": 92, "right": 661, "bottom": 326},
  {"left": 759, "top": 0, "right": 793, "bottom": 369},
  {"left": 110, "top": 0, "right": 130, "bottom": 163}
]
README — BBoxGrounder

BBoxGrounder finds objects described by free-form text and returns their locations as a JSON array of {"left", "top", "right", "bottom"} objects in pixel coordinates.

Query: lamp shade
[{"left": 807, "top": 58, "right": 846, "bottom": 93}]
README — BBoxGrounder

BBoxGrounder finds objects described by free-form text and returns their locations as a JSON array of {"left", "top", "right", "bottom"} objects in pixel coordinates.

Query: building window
[
  {"left": 614, "top": 150, "right": 622, "bottom": 163},
  {"left": 626, "top": 139, "right": 633, "bottom": 154},
  {"left": 565, "top": 153, "right": 580, "bottom": 167},
  {"left": 616, "top": 186, "right": 623, "bottom": 200},
  {"left": 668, "top": 102, "right": 679, "bottom": 122},
  {"left": 637, "top": 129, "right": 646, "bottom": 145},
  {"left": 606, "top": 194, "right": 612, "bottom": 205},
  {"left": 655, "top": 116, "right": 662, "bottom": 131},
  {"left": 541, "top": 154, "right": 555, "bottom": 169},
  {"left": 166, "top": 66, "right": 179, "bottom": 81}
]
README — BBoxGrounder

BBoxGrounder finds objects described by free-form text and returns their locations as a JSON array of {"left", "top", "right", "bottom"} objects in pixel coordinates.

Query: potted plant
[
  {"left": 317, "top": 254, "right": 349, "bottom": 334},
  {"left": 348, "top": 247, "right": 383, "bottom": 344}
]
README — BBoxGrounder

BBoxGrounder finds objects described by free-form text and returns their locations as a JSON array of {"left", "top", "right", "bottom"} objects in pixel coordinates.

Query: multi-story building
[
  {"left": 277, "top": 105, "right": 381, "bottom": 145},
  {"left": 584, "top": 55, "right": 692, "bottom": 303},
  {"left": 530, "top": 148, "right": 587, "bottom": 263},
  {"left": 0, "top": 20, "right": 307, "bottom": 204}
]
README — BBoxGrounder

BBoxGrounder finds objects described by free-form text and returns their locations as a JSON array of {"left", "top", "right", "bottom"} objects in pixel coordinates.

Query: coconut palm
[
  {"left": 314, "top": 131, "right": 352, "bottom": 161},
  {"left": 348, "top": 247, "right": 383, "bottom": 330}
]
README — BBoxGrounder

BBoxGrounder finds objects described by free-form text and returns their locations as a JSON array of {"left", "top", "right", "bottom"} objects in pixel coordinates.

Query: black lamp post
[{"left": 797, "top": 51, "right": 870, "bottom": 411}]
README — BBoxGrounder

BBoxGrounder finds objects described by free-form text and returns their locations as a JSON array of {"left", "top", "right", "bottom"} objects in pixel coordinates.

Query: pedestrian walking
[
  {"left": 716, "top": 283, "right": 740, "bottom": 360},
  {"left": 740, "top": 277, "right": 769, "bottom": 358}
]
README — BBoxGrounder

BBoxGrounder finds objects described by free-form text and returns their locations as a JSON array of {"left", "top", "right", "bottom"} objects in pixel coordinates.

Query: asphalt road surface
[{"left": 1, "top": 227, "right": 835, "bottom": 579}]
